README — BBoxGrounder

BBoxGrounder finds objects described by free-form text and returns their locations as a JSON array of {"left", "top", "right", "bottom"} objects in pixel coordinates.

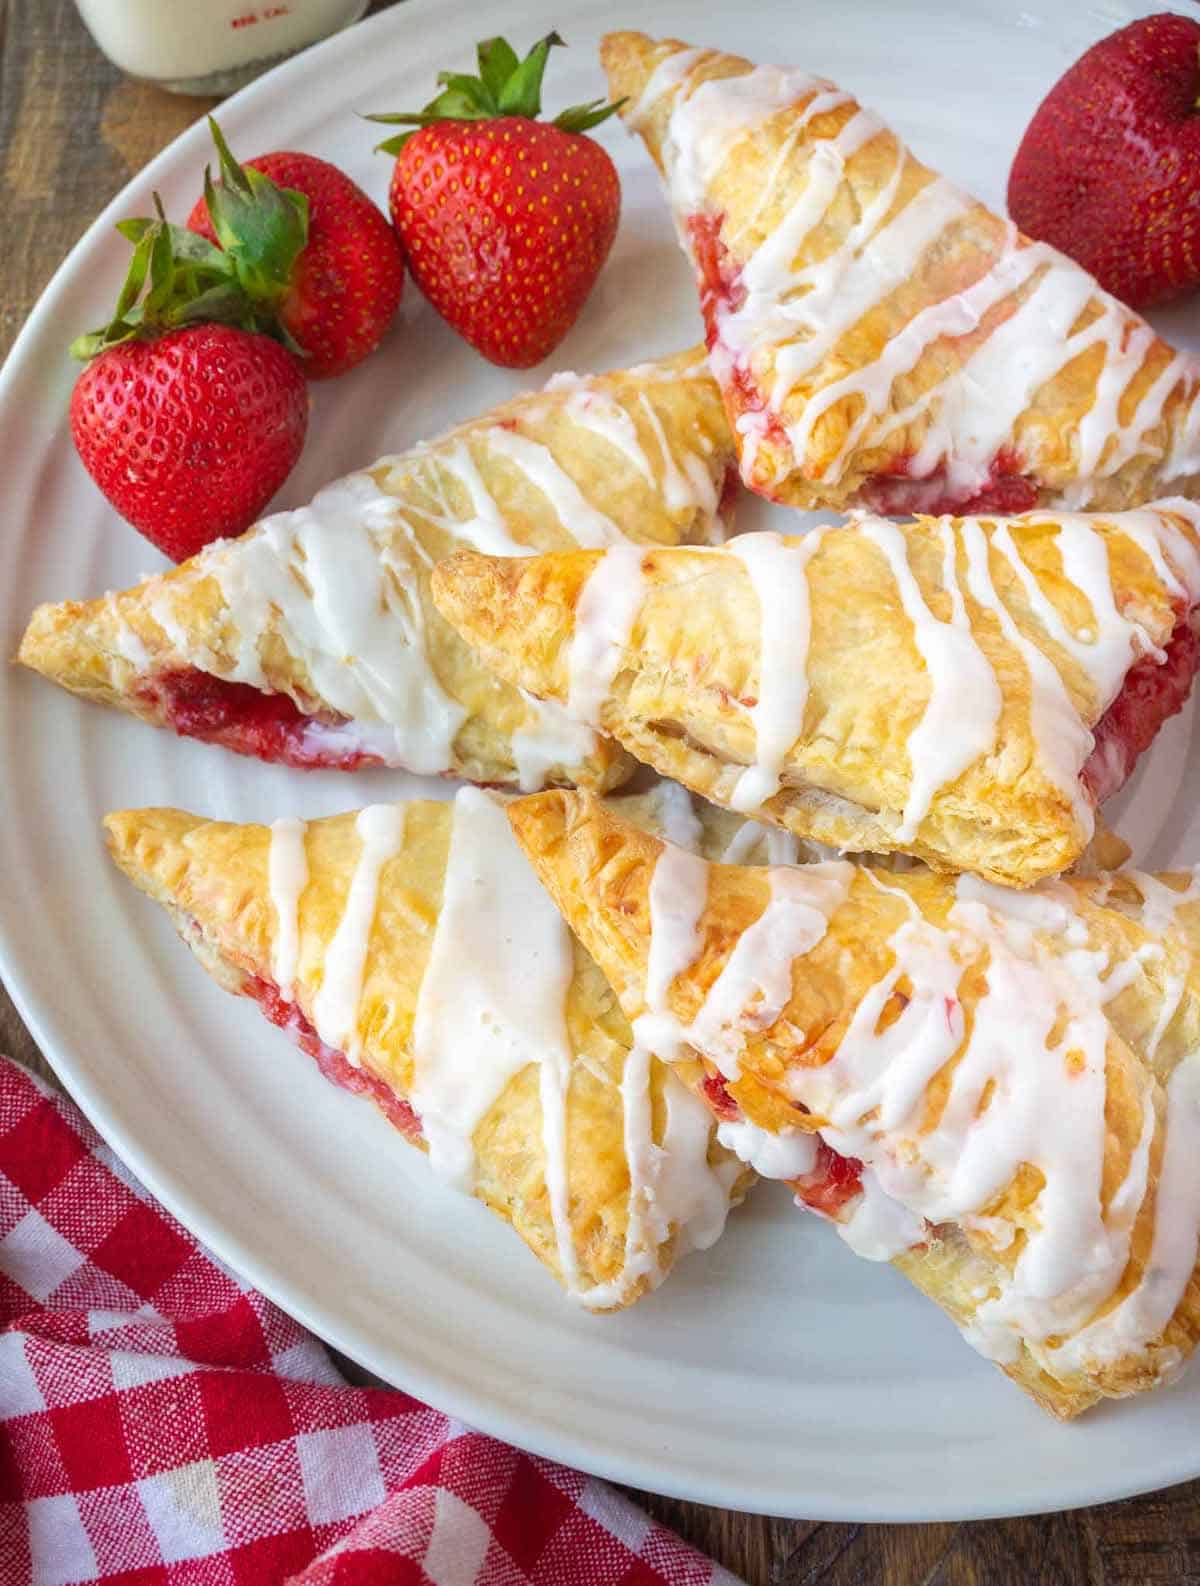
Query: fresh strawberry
[
  {"left": 71, "top": 324, "right": 307, "bottom": 559},
  {"left": 1008, "top": 13, "right": 1200, "bottom": 309},
  {"left": 188, "top": 124, "right": 405, "bottom": 378},
  {"left": 367, "top": 34, "right": 622, "bottom": 367}
]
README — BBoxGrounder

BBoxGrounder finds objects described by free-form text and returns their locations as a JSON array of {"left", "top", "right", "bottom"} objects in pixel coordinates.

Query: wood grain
[{"left": 3, "top": 1, "right": 1200, "bottom": 1580}]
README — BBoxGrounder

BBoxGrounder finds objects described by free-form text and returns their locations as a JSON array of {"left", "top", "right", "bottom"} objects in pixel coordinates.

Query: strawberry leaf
[
  {"left": 436, "top": 71, "right": 498, "bottom": 114},
  {"left": 365, "top": 29, "right": 622, "bottom": 145},
  {"left": 70, "top": 199, "right": 262, "bottom": 362},
  {"left": 477, "top": 36, "right": 519, "bottom": 100},
  {"left": 373, "top": 131, "right": 417, "bottom": 156},
  {"left": 202, "top": 118, "right": 309, "bottom": 305},
  {"left": 553, "top": 96, "right": 627, "bottom": 133},
  {"left": 497, "top": 32, "right": 564, "bottom": 116}
]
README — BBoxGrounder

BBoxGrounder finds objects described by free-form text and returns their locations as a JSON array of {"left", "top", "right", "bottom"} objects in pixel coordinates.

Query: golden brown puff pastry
[
  {"left": 103, "top": 786, "right": 756, "bottom": 1310},
  {"left": 431, "top": 503, "right": 1200, "bottom": 888},
  {"left": 602, "top": 33, "right": 1200, "bottom": 516},
  {"left": 18, "top": 350, "right": 734, "bottom": 791},
  {"left": 508, "top": 789, "right": 1200, "bottom": 1416}
]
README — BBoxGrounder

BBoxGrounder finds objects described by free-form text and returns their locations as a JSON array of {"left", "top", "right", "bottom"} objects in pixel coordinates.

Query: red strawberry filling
[
  {"left": 687, "top": 212, "right": 744, "bottom": 326},
  {"left": 700, "top": 1071, "right": 743, "bottom": 1121},
  {"left": 699, "top": 1070, "right": 866, "bottom": 1217},
  {"left": 686, "top": 214, "right": 791, "bottom": 486},
  {"left": 685, "top": 211, "right": 1049, "bottom": 514},
  {"left": 1081, "top": 611, "right": 1200, "bottom": 803},
  {"left": 859, "top": 448, "right": 1041, "bottom": 517},
  {"left": 245, "top": 973, "right": 423, "bottom": 1143},
  {"left": 135, "top": 668, "right": 383, "bottom": 771},
  {"left": 790, "top": 1138, "right": 865, "bottom": 1219}
]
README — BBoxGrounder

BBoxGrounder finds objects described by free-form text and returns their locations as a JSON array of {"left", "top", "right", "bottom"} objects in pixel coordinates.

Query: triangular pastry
[
  {"left": 20, "top": 351, "right": 733, "bottom": 791},
  {"left": 602, "top": 33, "right": 1200, "bottom": 515},
  {"left": 508, "top": 789, "right": 1200, "bottom": 1415},
  {"left": 432, "top": 503, "right": 1200, "bottom": 887},
  {"left": 103, "top": 783, "right": 756, "bottom": 1308}
]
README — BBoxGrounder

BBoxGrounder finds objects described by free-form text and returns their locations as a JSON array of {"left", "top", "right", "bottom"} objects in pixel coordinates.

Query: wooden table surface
[{"left": 3, "top": 2, "right": 1199, "bottom": 1580}]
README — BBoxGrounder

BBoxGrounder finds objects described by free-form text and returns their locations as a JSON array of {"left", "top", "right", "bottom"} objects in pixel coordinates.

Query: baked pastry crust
[
  {"left": 432, "top": 503, "right": 1200, "bottom": 887},
  {"left": 103, "top": 785, "right": 754, "bottom": 1309},
  {"left": 19, "top": 350, "right": 733, "bottom": 790},
  {"left": 508, "top": 789, "right": 1200, "bottom": 1415},
  {"left": 602, "top": 32, "right": 1200, "bottom": 515}
]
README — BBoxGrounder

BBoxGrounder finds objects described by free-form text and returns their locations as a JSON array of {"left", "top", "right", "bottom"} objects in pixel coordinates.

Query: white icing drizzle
[
  {"left": 412, "top": 789, "right": 568, "bottom": 1162},
  {"left": 565, "top": 544, "right": 647, "bottom": 726},
  {"left": 660, "top": 63, "right": 846, "bottom": 215},
  {"left": 311, "top": 805, "right": 406, "bottom": 1065},
  {"left": 1113, "top": 500, "right": 1200, "bottom": 600},
  {"left": 797, "top": 894, "right": 1160, "bottom": 1362},
  {"left": 483, "top": 428, "right": 626, "bottom": 548},
  {"left": 990, "top": 516, "right": 1161, "bottom": 714},
  {"left": 106, "top": 594, "right": 151, "bottom": 668},
  {"left": 267, "top": 817, "right": 308, "bottom": 1001},
  {"left": 722, "top": 821, "right": 768, "bottom": 865},
  {"left": 557, "top": 381, "right": 654, "bottom": 482},
  {"left": 765, "top": 828, "right": 802, "bottom": 865},
  {"left": 626, "top": 807, "right": 1200, "bottom": 1370},
  {"left": 745, "top": 170, "right": 961, "bottom": 458},
  {"left": 717, "top": 1116, "right": 816, "bottom": 1179},
  {"left": 637, "top": 393, "right": 720, "bottom": 518},
  {"left": 1146, "top": 972, "right": 1187, "bottom": 1064},
  {"left": 582, "top": 1054, "right": 741, "bottom": 1309},
  {"left": 429, "top": 442, "right": 528, "bottom": 557},
  {"left": 955, "top": 872, "right": 1089, "bottom": 948},
  {"left": 835, "top": 1167, "right": 926, "bottom": 1261},
  {"left": 626, "top": 45, "right": 710, "bottom": 131},
  {"left": 859, "top": 515, "right": 1002, "bottom": 839},
  {"left": 655, "top": 1072, "right": 743, "bottom": 1253},
  {"left": 410, "top": 788, "right": 734, "bottom": 1308},
  {"left": 960, "top": 516, "right": 1095, "bottom": 833},
  {"left": 1125, "top": 866, "right": 1200, "bottom": 939},
  {"left": 651, "top": 56, "right": 1200, "bottom": 499},
  {"left": 410, "top": 787, "right": 578, "bottom": 1297},
  {"left": 509, "top": 692, "right": 600, "bottom": 793},
  {"left": 721, "top": 819, "right": 800, "bottom": 865},
  {"left": 1047, "top": 1054, "right": 1200, "bottom": 1377},
  {"left": 727, "top": 530, "right": 827, "bottom": 812},
  {"left": 636, "top": 862, "right": 852, "bottom": 1079},
  {"left": 188, "top": 474, "right": 468, "bottom": 775},
  {"left": 651, "top": 780, "right": 703, "bottom": 850},
  {"left": 644, "top": 842, "right": 710, "bottom": 1013}
]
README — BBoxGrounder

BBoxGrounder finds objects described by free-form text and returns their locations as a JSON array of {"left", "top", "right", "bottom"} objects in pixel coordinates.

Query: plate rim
[{"left": 2, "top": 0, "right": 1199, "bottom": 1524}]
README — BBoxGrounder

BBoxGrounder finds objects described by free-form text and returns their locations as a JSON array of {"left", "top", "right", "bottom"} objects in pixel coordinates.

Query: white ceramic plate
[{"left": 3, "top": 0, "right": 1198, "bottom": 1523}]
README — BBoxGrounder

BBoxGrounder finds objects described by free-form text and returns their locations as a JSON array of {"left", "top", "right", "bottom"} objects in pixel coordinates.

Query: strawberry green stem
[{"left": 364, "top": 31, "right": 623, "bottom": 154}]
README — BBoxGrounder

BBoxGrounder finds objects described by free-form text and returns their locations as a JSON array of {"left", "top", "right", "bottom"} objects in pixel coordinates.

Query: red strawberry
[
  {"left": 188, "top": 127, "right": 405, "bottom": 379},
  {"left": 1008, "top": 13, "right": 1200, "bottom": 309},
  {"left": 368, "top": 34, "right": 622, "bottom": 367},
  {"left": 71, "top": 324, "right": 307, "bottom": 560}
]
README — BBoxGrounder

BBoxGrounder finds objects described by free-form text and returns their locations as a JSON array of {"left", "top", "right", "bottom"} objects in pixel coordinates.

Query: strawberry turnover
[{"left": 602, "top": 32, "right": 1200, "bottom": 516}]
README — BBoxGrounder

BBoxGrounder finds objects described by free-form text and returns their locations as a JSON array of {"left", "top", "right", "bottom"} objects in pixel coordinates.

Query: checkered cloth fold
[{"left": 0, "top": 1058, "right": 739, "bottom": 1586}]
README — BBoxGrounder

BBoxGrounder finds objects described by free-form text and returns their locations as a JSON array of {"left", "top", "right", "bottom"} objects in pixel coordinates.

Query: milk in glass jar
[{"left": 74, "top": 0, "right": 371, "bottom": 95}]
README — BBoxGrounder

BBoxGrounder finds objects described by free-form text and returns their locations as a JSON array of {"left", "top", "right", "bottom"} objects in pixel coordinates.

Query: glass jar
[{"left": 74, "top": 0, "right": 372, "bottom": 96}]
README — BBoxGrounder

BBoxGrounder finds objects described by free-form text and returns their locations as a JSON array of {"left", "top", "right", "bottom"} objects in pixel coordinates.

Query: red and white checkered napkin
[{"left": 0, "top": 1058, "right": 740, "bottom": 1586}]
